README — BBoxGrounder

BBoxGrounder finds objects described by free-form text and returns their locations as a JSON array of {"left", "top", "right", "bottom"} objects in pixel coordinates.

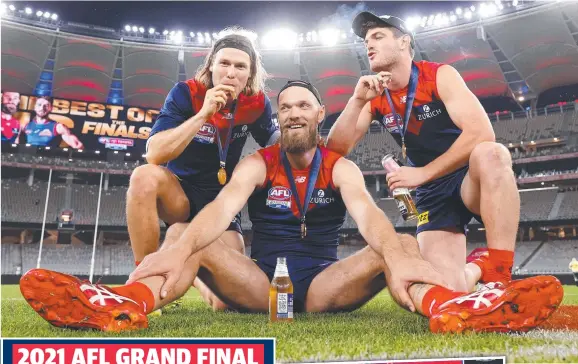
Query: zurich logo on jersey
[
  {"left": 310, "top": 189, "right": 335, "bottom": 205},
  {"left": 266, "top": 186, "right": 292, "bottom": 209},
  {"left": 381, "top": 113, "right": 403, "bottom": 133},
  {"left": 193, "top": 123, "right": 216, "bottom": 144},
  {"left": 416, "top": 103, "right": 442, "bottom": 121}
]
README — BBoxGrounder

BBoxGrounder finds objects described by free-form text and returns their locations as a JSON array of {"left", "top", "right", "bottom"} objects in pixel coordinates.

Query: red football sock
[
  {"left": 421, "top": 286, "right": 465, "bottom": 317},
  {"left": 112, "top": 282, "right": 156, "bottom": 314},
  {"left": 135, "top": 260, "right": 141, "bottom": 266},
  {"left": 472, "top": 248, "right": 514, "bottom": 284}
]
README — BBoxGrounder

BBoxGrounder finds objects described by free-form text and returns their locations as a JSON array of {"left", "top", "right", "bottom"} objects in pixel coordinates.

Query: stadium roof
[{"left": 1, "top": 1, "right": 577, "bottom": 113}]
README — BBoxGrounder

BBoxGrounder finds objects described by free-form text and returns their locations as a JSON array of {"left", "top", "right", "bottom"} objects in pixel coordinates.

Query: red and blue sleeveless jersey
[
  {"left": 370, "top": 61, "right": 461, "bottom": 168},
  {"left": 150, "top": 79, "right": 278, "bottom": 192},
  {"left": 248, "top": 144, "right": 346, "bottom": 262}
]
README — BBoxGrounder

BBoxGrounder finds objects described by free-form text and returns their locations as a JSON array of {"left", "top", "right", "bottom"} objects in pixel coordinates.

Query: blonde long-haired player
[{"left": 125, "top": 28, "right": 279, "bottom": 311}]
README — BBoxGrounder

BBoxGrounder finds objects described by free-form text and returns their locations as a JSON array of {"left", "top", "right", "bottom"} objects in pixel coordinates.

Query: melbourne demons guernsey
[
  {"left": 248, "top": 144, "right": 346, "bottom": 264},
  {"left": 150, "top": 79, "right": 278, "bottom": 192},
  {"left": 371, "top": 61, "right": 461, "bottom": 168}
]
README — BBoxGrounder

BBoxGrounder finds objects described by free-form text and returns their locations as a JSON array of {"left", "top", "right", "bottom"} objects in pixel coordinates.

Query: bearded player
[
  {"left": 126, "top": 29, "right": 279, "bottom": 311},
  {"left": 20, "top": 97, "right": 84, "bottom": 149},
  {"left": 327, "top": 13, "right": 524, "bottom": 313},
  {"left": 1, "top": 91, "right": 22, "bottom": 144},
  {"left": 20, "top": 81, "right": 562, "bottom": 334}
]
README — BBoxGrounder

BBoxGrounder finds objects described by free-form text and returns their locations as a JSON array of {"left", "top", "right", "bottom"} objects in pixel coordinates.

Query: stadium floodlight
[
  {"left": 25, "top": 7, "right": 32, "bottom": 14},
  {"left": 311, "top": 30, "right": 318, "bottom": 42},
  {"left": 69, "top": 158, "right": 73, "bottom": 162},
  {"left": 25, "top": 143, "right": 31, "bottom": 147},
  {"left": 173, "top": 32, "right": 183, "bottom": 44},
  {"left": 114, "top": 151, "right": 118, "bottom": 154},
  {"left": 9, "top": 4, "right": 15, "bottom": 11},
  {"left": 125, "top": 25, "right": 131, "bottom": 32},
  {"left": 204, "top": 32, "right": 210, "bottom": 40},
  {"left": 518, "top": 96, "right": 525, "bottom": 101},
  {"left": 471, "top": 5, "right": 476, "bottom": 11},
  {"left": 36, "top": 10, "right": 43, "bottom": 17},
  {"left": 78, "top": 149, "right": 83, "bottom": 153},
  {"left": 149, "top": 28, "right": 155, "bottom": 34},
  {"left": 141, "top": 154, "right": 146, "bottom": 158},
  {"left": 45, "top": 146, "right": 50, "bottom": 150},
  {"left": 513, "top": 0, "right": 518, "bottom": 6},
  {"left": 434, "top": 13, "right": 442, "bottom": 26},
  {"left": 262, "top": 28, "right": 298, "bottom": 49},
  {"left": 212, "top": 32, "right": 218, "bottom": 39},
  {"left": 441, "top": 15, "right": 449, "bottom": 25},
  {"left": 176, "top": 30, "right": 183, "bottom": 35},
  {"left": 126, "top": 153, "right": 131, "bottom": 156},
  {"left": 51, "top": 13, "right": 57, "bottom": 20},
  {"left": 132, "top": 26, "right": 138, "bottom": 32},
  {"left": 163, "top": 29, "right": 169, "bottom": 35},
  {"left": 498, "top": 3, "right": 504, "bottom": 10},
  {"left": 464, "top": 11, "right": 473, "bottom": 19},
  {"left": 63, "top": 148, "right": 69, "bottom": 151},
  {"left": 190, "top": 31, "right": 195, "bottom": 37},
  {"left": 456, "top": 7, "right": 463, "bottom": 15},
  {"left": 450, "top": 14, "right": 457, "bottom": 22},
  {"left": 341, "top": 32, "right": 347, "bottom": 39},
  {"left": 427, "top": 16, "right": 434, "bottom": 26},
  {"left": 139, "top": 27, "right": 145, "bottom": 33},
  {"left": 11, "top": 143, "right": 16, "bottom": 147},
  {"left": 95, "top": 150, "right": 100, "bottom": 154},
  {"left": 43, "top": 12, "right": 50, "bottom": 18},
  {"left": 405, "top": 17, "right": 420, "bottom": 31},
  {"left": 319, "top": 28, "right": 339, "bottom": 46}
]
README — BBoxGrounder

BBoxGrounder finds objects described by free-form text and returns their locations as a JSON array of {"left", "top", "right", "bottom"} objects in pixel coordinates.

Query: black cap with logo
[{"left": 352, "top": 12, "right": 415, "bottom": 49}]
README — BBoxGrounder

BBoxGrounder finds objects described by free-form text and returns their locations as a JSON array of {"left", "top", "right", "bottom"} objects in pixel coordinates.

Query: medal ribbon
[
  {"left": 382, "top": 62, "right": 419, "bottom": 154},
  {"left": 216, "top": 99, "right": 238, "bottom": 169},
  {"left": 281, "top": 147, "right": 322, "bottom": 239}
]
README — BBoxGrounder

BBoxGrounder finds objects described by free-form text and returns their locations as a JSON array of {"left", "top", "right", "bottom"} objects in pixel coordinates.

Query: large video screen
[{"left": 1, "top": 91, "right": 160, "bottom": 154}]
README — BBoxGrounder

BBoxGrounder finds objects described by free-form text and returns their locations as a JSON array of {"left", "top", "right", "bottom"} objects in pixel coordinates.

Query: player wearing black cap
[{"left": 327, "top": 12, "right": 523, "bottom": 317}]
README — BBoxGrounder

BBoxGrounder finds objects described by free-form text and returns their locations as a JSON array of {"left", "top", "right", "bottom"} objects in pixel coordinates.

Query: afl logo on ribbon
[
  {"left": 193, "top": 123, "right": 216, "bottom": 144},
  {"left": 266, "top": 186, "right": 292, "bottom": 209}
]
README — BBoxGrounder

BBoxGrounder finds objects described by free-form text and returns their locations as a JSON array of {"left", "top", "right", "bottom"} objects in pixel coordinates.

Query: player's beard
[
  {"left": 1, "top": 104, "right": 16, "bottom": 114},
  {"left": 370, "top": 50, "right": 399, "bottom": 73},
  {"left": 281, "top": 121, "right": 318, "bottom": 154}
]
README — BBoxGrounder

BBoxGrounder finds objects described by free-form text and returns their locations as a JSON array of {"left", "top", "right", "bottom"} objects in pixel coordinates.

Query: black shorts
[
  {"left": 415, "top": 166, "right": 481, "bottom": 234},
  {"left": 254, "top": 256, "right": 334, "bottom": 312},
  {"left": 167, "top": 177, "right": 242, "bottom": 234}
]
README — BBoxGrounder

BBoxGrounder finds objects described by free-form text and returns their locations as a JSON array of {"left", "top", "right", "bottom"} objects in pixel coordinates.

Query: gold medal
[
  {"left": 402, "top": 143, "right": 407, "bottom": 160},
  {"left": 300, "top": 222, "right": 307, "bottom": 239},
  {"left": 217, "top": 167, "right": 227, "bottom": 185}
]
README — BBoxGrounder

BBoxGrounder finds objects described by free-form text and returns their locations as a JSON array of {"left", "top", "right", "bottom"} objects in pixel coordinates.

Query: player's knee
[
  {"left": 161, "top": 223, "right": 189, "bottom": 249},
  {"left": 360, "top": 246, "right": 385, "bottom": 271},
  {"left": 128, "top": 164, "right": 163, "bottom": 198},
  {"left": 470, "top": 142, "right": 512, "bottom": 176}
]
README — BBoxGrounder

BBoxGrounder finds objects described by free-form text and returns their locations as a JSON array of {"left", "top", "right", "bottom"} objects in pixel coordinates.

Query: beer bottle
[
  {"left": 381, "top": 154, "right": 419, "bottom": 221},
  {"left": 269, "top": 257, "right": 294, "bottom": 322}
]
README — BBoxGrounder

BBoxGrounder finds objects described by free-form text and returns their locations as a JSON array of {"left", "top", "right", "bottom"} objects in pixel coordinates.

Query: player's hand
[
  {"left": 386, "top": 257, "right": 450, "bottom": 313},
  {"left": 199, "top": 85, "right": 237, "bottom": 119},
  {"left": 126, "top": 245, "right": 188, "bottom": 299},
  {"left": 386, "top": 166, "right": 430, "bottom": 190},
  {"left": 352, "top": 72, "right": 392, "bottom": 103}
]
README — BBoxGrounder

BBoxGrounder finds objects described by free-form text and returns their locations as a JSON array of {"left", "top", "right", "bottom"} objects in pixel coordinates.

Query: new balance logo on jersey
[
  {"left": 400, "top": 95, "right": 407, "bottom": 104},
  {"left": 80, "top": 284, "right": 138, "bottom": 307},
  {"left": 295, "top": 176, "right": 307, "bottom": 183}
]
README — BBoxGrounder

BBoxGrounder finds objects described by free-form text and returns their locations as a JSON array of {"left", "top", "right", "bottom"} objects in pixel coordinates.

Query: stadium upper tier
[
  {"left": 2, "top": 1, "right": 578, "bottom": 114},
  {"left": 1, "top": 177, "right": 577, "bottom": 228}
]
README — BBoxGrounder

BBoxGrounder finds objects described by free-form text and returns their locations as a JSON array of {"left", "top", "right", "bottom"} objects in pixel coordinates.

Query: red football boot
[
  {"left": 466, "top": 247, "right": 488, "bottom": 264},
  {"left": 430, "top": 275, "right": 563, "bottom": 334},
  {"left": 20, "top": 269, "right": 148, "bottom": 332}
]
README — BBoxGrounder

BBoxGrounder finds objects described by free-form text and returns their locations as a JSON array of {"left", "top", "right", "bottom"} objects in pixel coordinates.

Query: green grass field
[{"left": 2, "top": 284, "right": 578, "bottom": 363}]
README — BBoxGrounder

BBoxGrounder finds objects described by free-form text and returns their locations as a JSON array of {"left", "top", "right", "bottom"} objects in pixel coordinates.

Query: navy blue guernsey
[
  {"left": 371, "top": 61, "right": 462, "bottom": 168},
  {"left": 248, "top": 144, "right": 346, "bottom": 265},
  {"left": 149, "top": 79, "right": 278, "bottom": 192}
]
